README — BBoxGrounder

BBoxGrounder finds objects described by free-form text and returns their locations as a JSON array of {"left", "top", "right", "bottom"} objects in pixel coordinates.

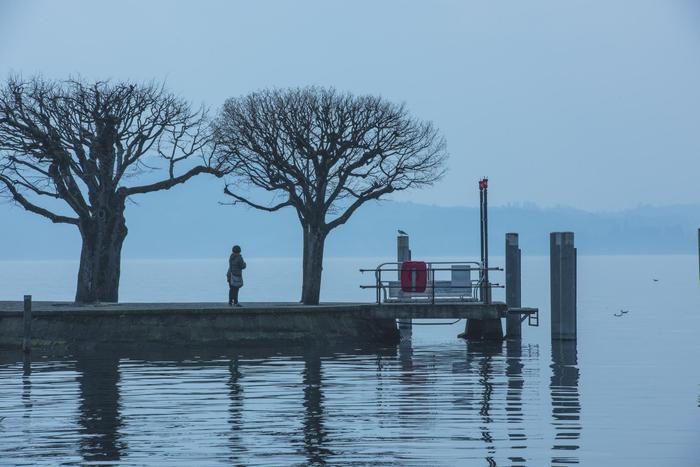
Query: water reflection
[
  {"left": 75, "top": 352, "right": 125, "bottom": 463},
  {"left": 506, "top": 340, "right": 527, "bottom": 466},
  {"left": 22, "top": 353, "right": 32, "bottom": 417},
  {"left": 550, "top": 340, "right": 581, "bottom": 466},
  {"left": 0, "top": 339, "right": 584, "bottom": 465},
  {"left": 302, "top": 351, "right": 332, "bottom": 465},
  {"left": 471, "top": 341, "right": 503, "bottom": 466},
  {"left": 227, "top": 356, "right": 247, "bottom": 464}
]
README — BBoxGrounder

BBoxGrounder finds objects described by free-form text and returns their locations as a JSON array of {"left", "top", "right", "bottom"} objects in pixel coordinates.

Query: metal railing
[{"left": 359, "top": 261, "right": 503, "bottom": 305}]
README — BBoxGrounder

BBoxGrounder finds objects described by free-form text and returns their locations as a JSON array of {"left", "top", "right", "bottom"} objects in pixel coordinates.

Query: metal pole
[
  {"left": 483, "top": 179, "right": 490, "bottom": 304},
  {"left": 23, "top": 295, "right": 32, "bottom": 353},
  {"left": 479, "top": 187, "right": 484, "bottom": 267}
]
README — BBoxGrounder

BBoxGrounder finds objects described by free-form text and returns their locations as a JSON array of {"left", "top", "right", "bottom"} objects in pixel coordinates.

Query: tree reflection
[
  {"left": 227, "top": 355, "right": 247, "bottom": 464},
  {"left": 75, "top": 352, "right": 124, "bottom": 462},
  {"left": 302, "top": 351, "right": 332, "bottom": 465},
  {"left": 550, "top": 340, "right": 581, "bottom": 465}
]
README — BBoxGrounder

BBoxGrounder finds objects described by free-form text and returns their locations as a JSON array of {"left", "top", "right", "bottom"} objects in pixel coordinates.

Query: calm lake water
[{"left": 1, "top": 255, "right": 699, "bottom": 466}]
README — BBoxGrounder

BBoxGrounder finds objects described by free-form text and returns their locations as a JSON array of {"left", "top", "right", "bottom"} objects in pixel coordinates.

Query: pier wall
[{"left": 0, "top": 303, "right": 399, "bottom": 349}]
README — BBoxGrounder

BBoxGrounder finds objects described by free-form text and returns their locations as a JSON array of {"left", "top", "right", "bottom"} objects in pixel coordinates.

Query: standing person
[{"left": 227, "top": 245, "right": 246, "bottom": 307}]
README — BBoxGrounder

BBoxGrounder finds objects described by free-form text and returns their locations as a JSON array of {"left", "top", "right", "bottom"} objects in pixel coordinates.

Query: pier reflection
[
  {"left": 75, "top": 352, "right": 124, "bottom": 463},
  {"left": 550, "top": 340, "right": 581, "bottom": 466}
]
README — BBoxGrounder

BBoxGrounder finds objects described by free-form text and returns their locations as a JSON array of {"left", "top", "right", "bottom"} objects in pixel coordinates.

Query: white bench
[{"left": 383, "top": 265, "right": 475, "bottom": 302}]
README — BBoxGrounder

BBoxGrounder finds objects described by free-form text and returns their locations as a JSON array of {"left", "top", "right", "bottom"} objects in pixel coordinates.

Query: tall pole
[
  {"left": 483, "top": 178, "right": 490, "bottom": 304},
  {"left": 479, "top": 186, "right": 484, "bottom": 271},
  {"left": 463, "top": 178, "right": 502, "bottom": 340},
  {"left": 479, "top": 178, "right": 490, "bottom": 304}
]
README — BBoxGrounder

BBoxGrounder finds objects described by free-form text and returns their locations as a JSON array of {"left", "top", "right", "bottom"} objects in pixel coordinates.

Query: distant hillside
[{"left": 1, "top": 178, "right": 698, "bottom": 260}]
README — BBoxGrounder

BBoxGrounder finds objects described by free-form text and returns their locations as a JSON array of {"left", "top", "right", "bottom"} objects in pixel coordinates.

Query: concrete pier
[
  {"left": 0, "top": 302, "right": 398, "bottom": 349},
  {"left": 0, "top": 301, "right": 510, "bottom": 350},
  {"left": 550, "top": 232, "right": 577, "bottom": 340},
  {"left": 505, "top": 233, "right": 522, "bottom": 340}
]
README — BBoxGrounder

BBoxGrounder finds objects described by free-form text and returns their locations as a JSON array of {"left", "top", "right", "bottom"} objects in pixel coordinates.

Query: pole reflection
[
  {"left": 550, "top": 340, "right": 581, "bottom": 466},
  {"left": 75, "top": 351, "right": 124, "bottom": 463},
  {"left": 471, "top": 340, "right": 503, "bottom": 466},
  {"left": 506, "top": 340, "right": 527, "bottom": 465},
  {"left": 22, "top": 353, "right": 32, "bottom": 417}
]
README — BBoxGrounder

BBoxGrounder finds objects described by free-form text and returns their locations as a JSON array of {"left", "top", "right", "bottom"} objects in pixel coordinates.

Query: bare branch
[
  {"left": 123, "top": 165, "right": 223, "bottom": 196},
  {"left": 223, "top": 184, "right": 293, "bottom": 212},
  {"left": 213, "top": 86, "right": 448, "bottom": 231},
  {"left": 0, "top": 175, "right": 79, "bottom": 224}
]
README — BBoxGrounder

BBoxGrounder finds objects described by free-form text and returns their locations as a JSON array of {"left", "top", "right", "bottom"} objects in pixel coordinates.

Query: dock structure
[{"left": 0, "top": 300, "right": 520, "bottom": 349}]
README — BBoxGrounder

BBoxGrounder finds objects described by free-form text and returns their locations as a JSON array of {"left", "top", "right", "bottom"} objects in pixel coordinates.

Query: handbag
[{"left": 230, "top": 273, "right": 244, "bottom": 288}]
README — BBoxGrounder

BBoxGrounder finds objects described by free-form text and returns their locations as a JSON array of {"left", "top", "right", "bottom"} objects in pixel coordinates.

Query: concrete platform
[{"left": 0, "top": 300, "right": 511, "bottom": 349}]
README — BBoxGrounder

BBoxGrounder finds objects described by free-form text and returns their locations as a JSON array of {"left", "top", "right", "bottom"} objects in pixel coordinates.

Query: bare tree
[
  {"left": 213, "top": 87, "right": 447, "bottom": 305},
  {"left": 0, "top": 76, "right": 224, "bottom": 303}
]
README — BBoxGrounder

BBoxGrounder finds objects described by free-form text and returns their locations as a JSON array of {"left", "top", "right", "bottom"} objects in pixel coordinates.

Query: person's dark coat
[{"left": 228, "top": 254, "right": 246, "bottom": 287}]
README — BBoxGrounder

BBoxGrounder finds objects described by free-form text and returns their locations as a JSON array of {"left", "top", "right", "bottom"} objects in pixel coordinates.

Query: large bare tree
[
  {"left": 0, "top": 77, "right": 223, "bottom": 303},
  {"left": 213, "top": 87, "right": 447, "bottom": 305}
]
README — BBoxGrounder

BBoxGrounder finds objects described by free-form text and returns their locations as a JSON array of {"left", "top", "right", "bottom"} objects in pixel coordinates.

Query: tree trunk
[
  {"left": 301, "top": 224, "right": 327, "bottom": 305},
  {"left": 75, "top": 200, "right": 128, "bottom": 304}
]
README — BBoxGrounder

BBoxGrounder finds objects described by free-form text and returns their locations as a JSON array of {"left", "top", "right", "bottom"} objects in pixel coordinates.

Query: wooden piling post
[
  {"left": 397, "top": 233, "right": 412, "bottom": 335},
  {"left": 550, "top": 232, "right": 576, "bottom": 340},
  {"left": 23, "top": 295, "right": 32, "bottom": 353},
  {"left": 506, "top": 233, "right": 522, "bottom": 339}
]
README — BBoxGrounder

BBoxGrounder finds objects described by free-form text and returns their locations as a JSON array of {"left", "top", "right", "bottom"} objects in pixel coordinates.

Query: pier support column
[
  {"left": 397, "top": 233, "right": 412, "bottom": 337},
  {"left": 550, "top": 232, "right": 577, "bottom": 340},
  {"left": 506, "top": 233, "right": 522, "bottom": 340}
]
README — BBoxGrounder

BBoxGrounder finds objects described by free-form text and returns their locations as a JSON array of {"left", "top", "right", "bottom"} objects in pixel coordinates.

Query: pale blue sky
[{"left": 1, "top": 0, "right": 699, "bottom": 210}]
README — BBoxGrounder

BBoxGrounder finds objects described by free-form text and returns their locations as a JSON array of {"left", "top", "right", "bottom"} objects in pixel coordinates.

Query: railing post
[
  {"left": 23, "top": 295, "right": 32, "bottom": 353},
  {"left": 550, "top": 232, "right": 577, "bottom": 340},
  {"left": 506, "top": 233, "right": 522, "bottom": 340}
]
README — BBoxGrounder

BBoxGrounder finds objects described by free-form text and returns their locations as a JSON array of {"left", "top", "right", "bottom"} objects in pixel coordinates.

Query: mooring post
[
  {"left": 506, "top": 233, "right": 522, "bottom": 340},
  {"left": 397, "top": 233, "right": 412, "bottom": 335},
  {"left": 550, "top": 232, "right": 577, "bottom": 340},
  {"left": 23, "top": 295, "right": 32, "bottom": 353}
]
